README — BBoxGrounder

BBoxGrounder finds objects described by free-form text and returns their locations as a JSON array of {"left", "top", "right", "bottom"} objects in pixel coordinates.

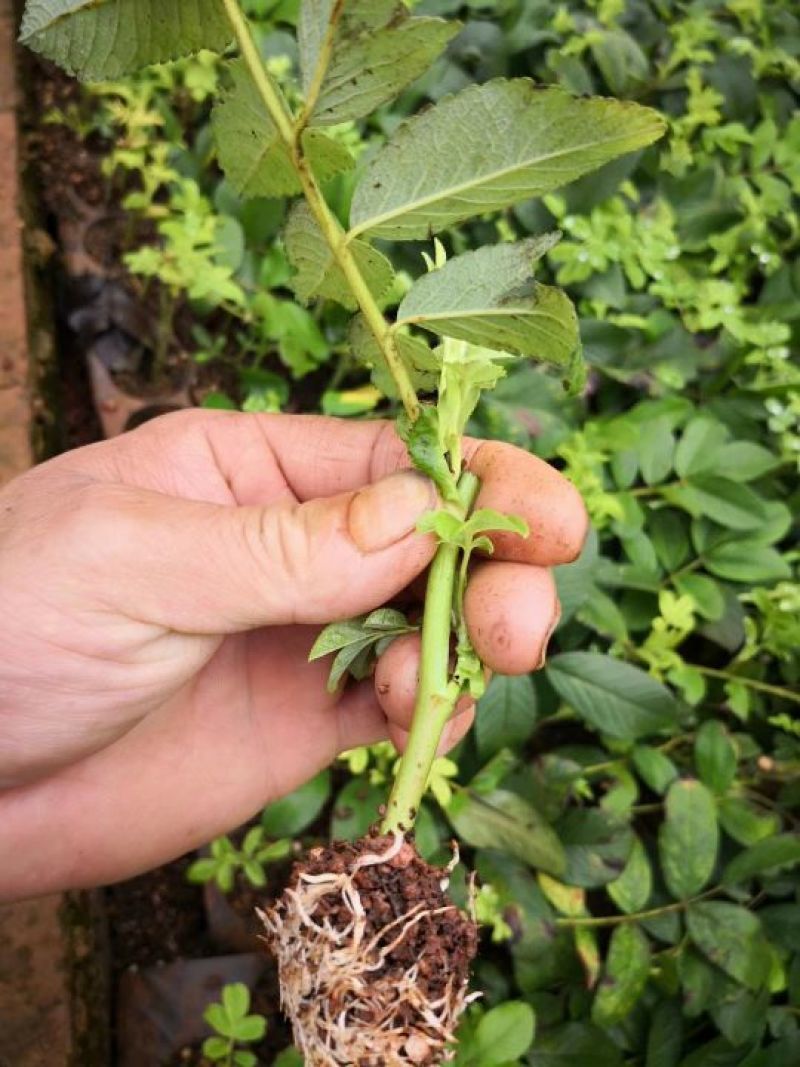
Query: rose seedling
[{"left": 21, "top": 1, "right": 665, "bottom": 1061}]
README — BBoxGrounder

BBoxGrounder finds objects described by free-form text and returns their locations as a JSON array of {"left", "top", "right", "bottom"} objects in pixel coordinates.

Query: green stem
[
  {"left": 695, "top": 665, "right": 800, "bottom": 706},
  {"left": 220, "top": 0, "right": 420, "bottom": 422},
  {"left": 382, "top": 472, "right": 480, "bottom": 834},
  {"left": 555, "top": 887, "right": 721, "bottom": 928}
]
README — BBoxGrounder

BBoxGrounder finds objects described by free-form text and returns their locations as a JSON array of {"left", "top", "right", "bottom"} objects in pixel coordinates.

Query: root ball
[{"left": 260, "top": 833, "right": 479, "bottom": 1066}]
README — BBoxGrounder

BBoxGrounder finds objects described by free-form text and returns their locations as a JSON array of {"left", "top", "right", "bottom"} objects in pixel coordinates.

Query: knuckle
[{"left": 246, "top": 503, "right": 314, "bottom": 621}]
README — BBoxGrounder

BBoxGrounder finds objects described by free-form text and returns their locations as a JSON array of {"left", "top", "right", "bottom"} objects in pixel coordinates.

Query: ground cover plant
[{"left": 20, "top": 0, "right": 800, "bottom": 1065}]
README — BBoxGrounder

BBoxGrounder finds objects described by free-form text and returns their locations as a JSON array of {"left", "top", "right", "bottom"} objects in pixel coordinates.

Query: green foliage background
[{"left": 39, "top": 0, "right": 799, "bottom": 1062}]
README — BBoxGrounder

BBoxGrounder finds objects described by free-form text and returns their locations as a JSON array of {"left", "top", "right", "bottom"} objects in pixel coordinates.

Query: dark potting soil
[
  {"left": 105, "top": 855, "right": 212, "bottom": 978},
  {"left": 284, "top": 835, "right": 478, "bottom": 1015}
]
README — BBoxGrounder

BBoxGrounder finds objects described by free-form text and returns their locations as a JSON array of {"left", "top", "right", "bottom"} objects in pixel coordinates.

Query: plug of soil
[{"left": 259, "top": 832, "right": 479, "bottom": 1066}]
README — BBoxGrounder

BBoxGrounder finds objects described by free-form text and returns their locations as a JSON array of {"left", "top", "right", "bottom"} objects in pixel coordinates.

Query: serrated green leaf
[
  {"left": 416, "top": 509, "right": 464, "bottom": 544},
  {"left": 704, "top": 539, "right": 791, "bottom": 583},
  {"left": 213, "top": 62, "right": 353, "bottom": 200},
  {"left": 659, "top": 779, "right": 719, "bottom": 899},
  {"left": 722, "top": 834, "right": 800, "bottom": 886},
  {"left": 363, "top": 608, "right": 410, "bottom": 631},
  {"left": 475, "top": 674, "right": 538, "bottom": 760},
  {"left": 607, "top": 836, "right": 652, "bottom": 914},
  {"left": 592, "top": 924, "right": 651, "bottom": 1026},
  {"left": 687, "top": 902, "right": 771, "bottom": 990},
  {"left": 327, "top": 636, "right": 376, "bottom": 691},
  {"left": 284, "top": 202, "right": 393, "bottom": 308},
  {"left": 447, "top": 788, "right": 566, "bottom": 876},
  {"left": 261, "top": 770, "right": 331, "bottom": 837},
  {"left": 546, "top": 652, "right": 680, "bottom": 741},
  {"left": 349, "top": 80, "right": 665, "bottom": 238},
  {"left": 694, "top": 721, "right": 737, "bottom": 795},
  {"left": 463, "top": 508, "right": 529, "bottom": 541},
  {"left": 349, "top": 315, "right": 439, "bottom": 396},
  {"left": 396, "top": 237, "right": 579, "bottom": 365},
  {"left": 475, "top": 1001, "right": 536, "bottom": 1064},
  {"left": 309, "top": 617, "right": 370, "bottom": 659},
  {"left": 298, "top": 0, "right": 459, "bottom": 125},
  {"left": 20, "top": 0, "right": 231, "bottom": 81}
]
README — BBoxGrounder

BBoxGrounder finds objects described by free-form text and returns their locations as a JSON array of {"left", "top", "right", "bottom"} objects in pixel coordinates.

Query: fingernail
[
  {"left": 537, "top": 604, "right": 562, "bottom": 670},
  {"left": 349, "top": 471, "right": 436, "bottom": 553}
]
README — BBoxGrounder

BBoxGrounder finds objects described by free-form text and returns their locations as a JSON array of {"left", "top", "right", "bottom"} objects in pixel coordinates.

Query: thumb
[{"left": 72, "top": 471, "right": 438, "bottom": 632}]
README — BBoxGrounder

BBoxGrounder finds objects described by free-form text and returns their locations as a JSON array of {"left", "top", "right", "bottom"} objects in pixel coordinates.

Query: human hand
[{"left": 0, "top": 410, "right": 585, "bottom": 899}]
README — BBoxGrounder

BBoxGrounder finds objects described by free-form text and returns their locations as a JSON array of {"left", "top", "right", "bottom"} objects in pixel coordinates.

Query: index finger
[
  {"left": 249, "top": 413, "right": 588, "bottom": 567},
  {"left": 109, "top": 411, "right": 587, "bottom": 568}
]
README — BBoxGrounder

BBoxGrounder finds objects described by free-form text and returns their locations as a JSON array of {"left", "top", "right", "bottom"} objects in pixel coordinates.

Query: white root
[{"left": 261, "top": 841, "right": 474, "bottom": 1067}]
